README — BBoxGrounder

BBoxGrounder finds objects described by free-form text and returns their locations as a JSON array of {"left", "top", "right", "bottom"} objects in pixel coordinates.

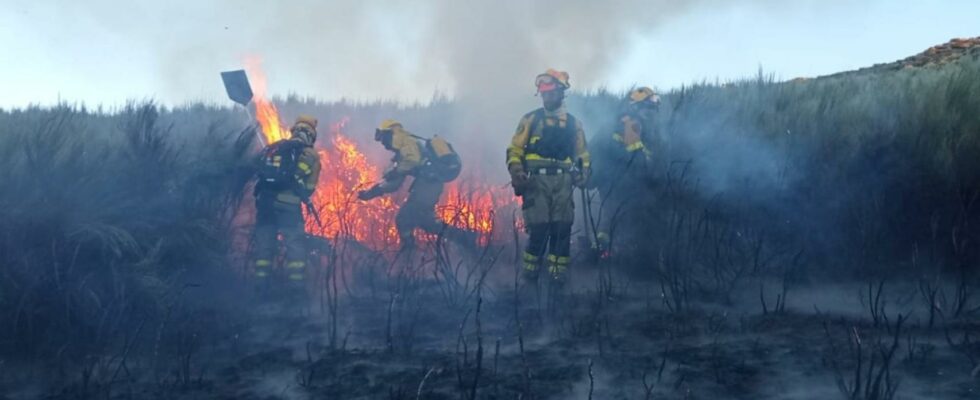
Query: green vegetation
[
  {"left": 0, "top": 49, "right": 977, "bottom": 397},
  {"left": 0, "top": 103, "right": 254, "bottom": 361},
  {"left": 638, "top": 50, "right": 980, "bottom": 276}
]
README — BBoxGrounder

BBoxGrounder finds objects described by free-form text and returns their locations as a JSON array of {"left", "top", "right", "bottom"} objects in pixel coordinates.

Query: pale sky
[{"left": 0, "top": 0, "right": 976, "bottom": 108}]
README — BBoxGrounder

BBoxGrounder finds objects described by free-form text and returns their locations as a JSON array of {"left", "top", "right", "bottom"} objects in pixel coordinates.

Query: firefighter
[
  {"left": 358, "top": 119, "right": 475, "bottom": 251},
  {"left": 507, "top": 69, "right": 590, "bottom": 285},
  {"left": 595, "top": 87, "right": 661, "bottom": 207},
  {"left": 587, "top": 86, "right": 661, "bottom": 254},
  {"left": 252, "top": 115, "right": 322, "bottom": 282},
  {"left": 615, "top": 86, "right": 660, "bottom": 161}
]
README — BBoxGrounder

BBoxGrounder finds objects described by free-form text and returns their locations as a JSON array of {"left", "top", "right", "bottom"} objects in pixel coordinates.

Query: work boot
[
  {"left": 519, "top": 266, "right": 541, "bottom": 305},
  {"left": 547, "top": 255, "right": 569, "bottom": 289},
  {"left": 285, "top": 260, "right": 306, "bottom": 282},
  {"left": 522, "top": 265, "right": 540, "bottom": 286},
  {"left": 277, "top": 260, "right": 308, "bottom": 311},
  {"left": 253, "top": 258, "right": 273, "bottom": 279},
  {"left": 522, "top": 251, "right": 542, "bottom": 285},
  {"left": 251, "top": 259, "right": 276, "bottom": 304}
]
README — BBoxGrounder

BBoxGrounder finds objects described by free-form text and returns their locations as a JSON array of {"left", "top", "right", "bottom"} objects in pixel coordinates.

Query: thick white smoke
[
  {"left": 31, "top": 0, "right": 742, "bottom": 175},
  {"left": 418, "top": 0, "right": 722, "bottom": 157},
  {"left": 48, "top": 0, "right": 724, "bottom": 113}
]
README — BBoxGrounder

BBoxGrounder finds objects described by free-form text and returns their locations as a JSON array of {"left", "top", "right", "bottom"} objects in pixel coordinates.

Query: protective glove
[
  {"left": 508, "top": 164, "right": 529, "bottom": 196},
  {"left": 358, "top": 185, "right": 383, "bottom": 201},
  {"left": 383, "top": 165, "right": 399, "bottom": 181},
  {"left": 294, "top": 176, "right": 313, "bottom": 199}
]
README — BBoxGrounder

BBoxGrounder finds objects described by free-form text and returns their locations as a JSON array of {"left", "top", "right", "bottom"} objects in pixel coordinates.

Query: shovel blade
[{"left": 221, "top": 70, "right": 253, "bottom": 106}]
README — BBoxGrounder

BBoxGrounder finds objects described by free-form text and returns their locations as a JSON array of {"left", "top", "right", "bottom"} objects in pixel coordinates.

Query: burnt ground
[{"left": 3, "top": 259, "right": 980, "bottom": 400}]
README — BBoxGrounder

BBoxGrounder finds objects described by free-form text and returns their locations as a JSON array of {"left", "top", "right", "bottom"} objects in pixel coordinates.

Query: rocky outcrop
[
  {"left": 896, "top": 37, "right": 980, "bottom": 68},
  {"left": 793, "top": 36, "right": 980, "bottom": 82}
]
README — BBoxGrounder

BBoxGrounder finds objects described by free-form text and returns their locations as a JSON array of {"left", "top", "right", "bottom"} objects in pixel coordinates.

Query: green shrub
[
  {"left": 0, "top": 103, "right": 254, "bottom": 359},
  {"left": 606, "top": 51, "right": 980, "bottom": 277},
  {"left": 0, "top": 50, "right": 976, "bottom": 370}
]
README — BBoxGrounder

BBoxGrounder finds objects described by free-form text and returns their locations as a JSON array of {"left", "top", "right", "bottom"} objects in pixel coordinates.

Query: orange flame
[
  {"left": 304, "top": 119, "right": 517, "bottom": 251},
  {"left": 245, "top": 58, "right": 289, "bottom": 144},
  {"left": 245, "top": 62, "right": 518, "bottom": 252},
  {"left": 304, "top": 118, "right": 402, "bottom": 250},
  {"left": 437, "top": 180, "right": 514, "bottom": 246}
]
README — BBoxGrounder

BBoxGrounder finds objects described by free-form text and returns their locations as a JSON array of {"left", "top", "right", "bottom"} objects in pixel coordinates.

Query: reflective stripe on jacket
[
  {"left": 275, "top": 145, "right": 321, "bottom": 204},
  {"left": 507, "top": 107, "right": 590, "bottom": 169}
]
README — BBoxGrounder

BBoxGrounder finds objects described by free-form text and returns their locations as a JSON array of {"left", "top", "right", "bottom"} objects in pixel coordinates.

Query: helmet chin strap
[
  {"left": 543, "top": 95, "right": 564, "bottom": 112},
  {"left": 293, "top": 128, "right": 315, "bottom": 145}
]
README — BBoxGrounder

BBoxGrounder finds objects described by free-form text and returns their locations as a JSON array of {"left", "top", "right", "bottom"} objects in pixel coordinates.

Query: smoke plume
[{"left": 45, "top": 0, "right": 734, "bottom": 137}]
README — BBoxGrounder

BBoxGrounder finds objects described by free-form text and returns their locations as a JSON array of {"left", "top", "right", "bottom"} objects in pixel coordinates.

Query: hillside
[
  {"left": 821, "top": 36, "right": 980, "bottom": 79},
  {"left": 1, "top": 38, "right": 979, "bottom": 399}
]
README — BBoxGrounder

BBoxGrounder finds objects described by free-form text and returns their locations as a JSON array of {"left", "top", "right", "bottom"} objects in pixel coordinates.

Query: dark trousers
[
  {"left": 254, "top": 196, "right": 307, "bottom": 264},
  {"left": 520, "top": 172, "right": 574, "bottom": 279},
  {"left": 395, "top": 177, "right": 474, "bottom": 249}
]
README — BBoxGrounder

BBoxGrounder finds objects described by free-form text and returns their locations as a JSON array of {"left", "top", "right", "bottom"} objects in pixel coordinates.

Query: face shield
[{"left": 375, "top": 128, "right": 394, "bottom": 149}]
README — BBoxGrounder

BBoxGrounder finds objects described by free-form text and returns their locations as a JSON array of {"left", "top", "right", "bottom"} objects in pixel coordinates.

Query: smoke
[
  {"left": 421, "top": 0, "right": 706, "bottom": 100},
  {"left": 39, "top": 0, "right": 737, "bottom": 145},
  {"left": 134, "top": 0, "right": 722, "bottom": 101},
  {"left": 40, "top": 0, "right": 691, "bottom": 94},
  {"left": 417, "top": 0, "right": 720, "bottom": 160}
]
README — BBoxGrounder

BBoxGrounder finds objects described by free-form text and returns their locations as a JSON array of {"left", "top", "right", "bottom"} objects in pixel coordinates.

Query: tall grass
[
  {"left": 0, "top": 49, "right": 976, "bottom": 390},
  {"left": 617, "top": 50, "right": 980, "bottom": 278},
  {"left": 0, "top": 103, "right": 255, "bottom": 364}
]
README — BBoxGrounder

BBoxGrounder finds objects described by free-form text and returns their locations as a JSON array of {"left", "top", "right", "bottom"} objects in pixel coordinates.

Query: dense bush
[
  {"left": 0, "top": 103, "right": 255, "bottom": 362},
  {"left": 605, "top": 50, "right": 980, "bottom": 281},
  {"left": 0, "top": 50, "right": 976, "bottom": 386}
]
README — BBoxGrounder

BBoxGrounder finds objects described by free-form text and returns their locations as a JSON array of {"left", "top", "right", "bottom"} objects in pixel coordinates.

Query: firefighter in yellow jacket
[
  {"left": 614, "top": 87, "right": 659, "bottom": 161},
  {"left": 587, "top": 87, "right": 661, "bottom": 259},
  {"left": 253, "top": 116, "right": 322, "bottom": 281},
  {"left": 358, "top": 119, "right": 475, "bottom": 251},
  {"left": 592, "top": 86, "right": 660, "bottom": 203},
  {"left": 507, "top": 69, "right": 590, "bottom": 284}
]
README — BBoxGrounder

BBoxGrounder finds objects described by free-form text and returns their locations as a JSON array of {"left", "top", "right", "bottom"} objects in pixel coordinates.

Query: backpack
[
  {"left": 526, "top": 108, "right": 577, "bottom": 161},
  {"left": 256, "top": 139, "right": 306, "bottom": 193},
  {"left": 416, "top": 134, "right": 462, "bottom": 183}
]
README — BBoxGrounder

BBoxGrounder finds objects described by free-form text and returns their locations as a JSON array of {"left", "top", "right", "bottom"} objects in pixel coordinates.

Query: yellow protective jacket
[
  {"left": 275, "top": 144, "right": 322, "bottom": 204},
  {"left": 378, "top": 127, "right": 423, "bottom": 193},
  {"left": 507, "top": 107, "right": 590, "bottom": 170},
  {"left": 614, "top": 114, "right": 648, "bottom": 153}
]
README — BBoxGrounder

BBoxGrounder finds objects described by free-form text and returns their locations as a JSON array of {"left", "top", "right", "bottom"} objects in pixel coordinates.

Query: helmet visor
[
  {"left": 535, "top": 75, "right": 561, "bottom": 93},
  {"left": 375, "top": 128, "right": 392, "bottom": 142}
]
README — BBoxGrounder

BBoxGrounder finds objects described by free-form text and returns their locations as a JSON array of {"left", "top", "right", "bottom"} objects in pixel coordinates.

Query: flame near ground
[
  {"left": 307, "top": 119, "right": 516, "bottom": 251},
  {"left": 246, "top": 64, "right": 517, "bottom": 252}
]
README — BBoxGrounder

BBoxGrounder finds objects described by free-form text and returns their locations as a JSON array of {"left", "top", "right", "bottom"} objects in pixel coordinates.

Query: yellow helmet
[
  {"left": 378, "top": 119, "right": 402, "bottom": 131},
  {"left": 628, "top": 87, "right": 660, "bottom": 106},
  {"left": 375, "top": 119, "right": 403, "bottom": 143},
  {"left": 535, "top": 69, "right": 570, "bottom": 93},
  {"left": 293, "top": 115, "right": 318, "bottom": 129},
  {"left": 291, "top": 115, "right": 318, "bottom": 144}
]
